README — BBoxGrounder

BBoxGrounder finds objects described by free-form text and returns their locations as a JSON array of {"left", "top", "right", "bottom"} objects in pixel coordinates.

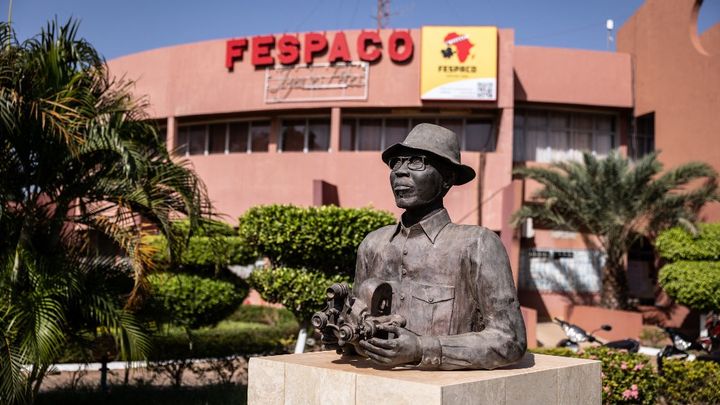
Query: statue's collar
[{"left": 392, "top": 208, "right": 451, "bottom": 244}]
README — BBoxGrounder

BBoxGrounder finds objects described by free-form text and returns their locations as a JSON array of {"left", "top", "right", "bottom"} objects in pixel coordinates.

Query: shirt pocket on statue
[{"left": 407, "top": 283, "right": 455, "bottom": 336}]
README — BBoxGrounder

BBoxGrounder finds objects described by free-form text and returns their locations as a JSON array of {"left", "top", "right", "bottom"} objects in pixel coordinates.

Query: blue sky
[{"left": 7, "top": 0, "right": 720, "bottom": 60}]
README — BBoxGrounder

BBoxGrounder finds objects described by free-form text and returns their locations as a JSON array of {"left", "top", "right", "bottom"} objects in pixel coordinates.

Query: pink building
[{"left": 108, "top": 0, "right": 719, "bottom": 323}]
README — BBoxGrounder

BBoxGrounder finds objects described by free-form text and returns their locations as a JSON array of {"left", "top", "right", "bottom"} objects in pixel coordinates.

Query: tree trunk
[{"left": 601, "top": 259, "right": 629, "bottom": 310}]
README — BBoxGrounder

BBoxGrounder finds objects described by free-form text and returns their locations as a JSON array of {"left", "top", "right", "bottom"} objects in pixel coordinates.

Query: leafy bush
[
  {"left": 656, "top": 223, "right": 720, "bottom": 312},
  {"left": 57, "top": 307, "right": 296, "bottom": 363},
  {"left": 530, "top": 347, "right": 576, "bottom": 357},
  {"left": 248, "top": 267, "right": 350, "bottom": 322},
  {"left": 169, "top": 218, "right": 237, "bottom": 238},
  {"left": 532, "top": 347, "right": 657, "bottom": 404},
  {"left": 237, "top": 205, "right": 395, "bottom": 276},
  {"left": 145, "top": 235, "right": 257, "bottom": 270},
  {"left": 226, "top": 304, "right": 297, "bottom": 325},
  {"left": 147, "top": 274, "right": 247, "bottom": 329},
  {"left": 149, "top": 319, "right": 298, "bottom": 360},
  {"left": 659, "top": 260, "right": 720, "bottom": 312},
  {"left": 657, "top": 359, "right": 720, "bottom": 405},
  {"left": 656, "top": 223, "right": 720, "bottom": 262}
]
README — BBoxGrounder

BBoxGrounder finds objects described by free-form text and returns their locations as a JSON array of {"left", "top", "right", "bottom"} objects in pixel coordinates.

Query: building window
[
  {"left": 518, "top": 248, "right": 604, "bottom": 293},
  {"left": 630, "top": 112, "right": 654, "bottom": 160},
  {"left": 340, "top": 117, "right": 496, "bottom": 152},
  {"left": 513, "top": 109, "right": 617, "bottom": 162},
  {"left": 177, "top": 120, "right": 270, "bottom": 156},
  {"left": 280, "top": 118, "right": 330, "bottom": 152}
]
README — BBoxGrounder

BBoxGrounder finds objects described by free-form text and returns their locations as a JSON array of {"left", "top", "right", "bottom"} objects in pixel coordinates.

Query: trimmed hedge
[
  {"left": 149, "top": 319, "right": 298, "bottom": 360},
  {"left": 532, "top": 347, "right": 657, "bottom": 404},
  {"left": 657, "top": 359, "right": 720, "bottom": 405},
  {"left": 534, "top": 347, "right": 720, "bottom": 404},
  {"left": 145, "top": 235, "right": 257, "bottom": 270},
  {"left": 171, "top": 218, "right": 237, "bottom": 237},
  {"left": 657, "top": 222, "right": 720, "bottom": 312},
  {"left": 656, "top": 223, "right": 720, "bottom": 261},
  {"left": 57, "top": 306, "right": 298, "bottom": 363},
  {"left": 237, "top": 205, "right": 395, "bottom": 276},
  {"left": 248, "top": 267, "right": 350, "bottom": 322},
  {"left": 226, "top": 304, "right": 296, "bottom": 325},
  {"left": 658, "top": 260, "right": 720, "bottom": 312},
  {"left": 147, "top": 273, "right": 247, "bottom": 329}
]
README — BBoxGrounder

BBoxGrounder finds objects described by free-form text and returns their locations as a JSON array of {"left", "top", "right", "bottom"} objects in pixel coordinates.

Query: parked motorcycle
[
  {"left": 657, "top": 318, "right": 720, "bottom": 374},
  {"left": 554, "top": 317, "right": 640, "bottom": 353},
  {"left": 699, "top": 313, "right": 720, "bottom": 355}
]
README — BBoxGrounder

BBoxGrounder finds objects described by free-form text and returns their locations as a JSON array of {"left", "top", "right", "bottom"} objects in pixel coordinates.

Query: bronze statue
[{"left": 314, "top": 123, "right": 526, "bottom": 370}]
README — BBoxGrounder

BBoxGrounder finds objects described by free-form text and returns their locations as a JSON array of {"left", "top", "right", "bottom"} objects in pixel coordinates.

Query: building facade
[{"left": 108, "top": 0, "right": 719, "bottom": 321}]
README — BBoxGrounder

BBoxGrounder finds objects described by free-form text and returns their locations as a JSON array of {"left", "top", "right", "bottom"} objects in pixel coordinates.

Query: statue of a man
[{"left": 354, "top": 123, "right": 526, "bottom": 370}]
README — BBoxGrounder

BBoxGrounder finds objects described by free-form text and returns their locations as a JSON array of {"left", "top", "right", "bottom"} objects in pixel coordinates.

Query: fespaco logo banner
[{"left": 420, "top": 26, "right": 497, "bottom": 101}]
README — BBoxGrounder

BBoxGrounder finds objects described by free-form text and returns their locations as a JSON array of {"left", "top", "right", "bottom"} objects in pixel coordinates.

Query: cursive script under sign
[{"left": 264, "top": 62, "right": 368, "bottom": 103}]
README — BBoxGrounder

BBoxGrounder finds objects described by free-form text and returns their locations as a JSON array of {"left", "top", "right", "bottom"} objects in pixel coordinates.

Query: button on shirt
[{"left": 353, "top": 208, "right": 527, "bottom": 370}]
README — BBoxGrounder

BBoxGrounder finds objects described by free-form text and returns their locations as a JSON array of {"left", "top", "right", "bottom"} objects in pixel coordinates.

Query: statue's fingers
[
  {"left": 367, "top": 338, "right": 397, "bottom": 349},
  {"left": 359, "top": 340, "right": 395, "bottom": 358},
  {"left": 365, "top": 351, "right": 392, "bottom": 365}
]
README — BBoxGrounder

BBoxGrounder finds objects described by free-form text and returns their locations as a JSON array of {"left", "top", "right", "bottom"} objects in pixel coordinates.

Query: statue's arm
[{"left": 419, "top": 230, "right": 527, "bottom": 370}]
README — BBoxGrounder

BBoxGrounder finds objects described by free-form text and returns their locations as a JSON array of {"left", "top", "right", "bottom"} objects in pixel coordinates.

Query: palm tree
[
  {"left": 512, "top": 151, "right": 718, "bottom": 310},
  {"left": 0, "top": 20, "right": 211, "bottom": 403}
]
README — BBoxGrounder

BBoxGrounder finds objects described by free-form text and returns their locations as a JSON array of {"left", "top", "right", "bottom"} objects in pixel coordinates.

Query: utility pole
[
  {"left": 376, "top": 0, "right": 390, "bottom": 30},
  {"left": 7, "top": 0, "right": 13, "bottom": 25}
]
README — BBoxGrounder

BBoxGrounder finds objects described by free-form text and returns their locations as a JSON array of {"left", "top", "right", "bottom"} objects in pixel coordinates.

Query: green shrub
[
  {"left": 149, "top": 320, "right": 298, "bottom": 360},
  {"left": 227, "top": 304, "right": 297, "bottom": 325},
  {"left": 237, "top": 205, "right": 395, "bottom": 277},
  {"left": 658, "top": 261, "right": 720, "bottom": 312},
  {"left": 57, "top": 307, "right": 296, "bottom": 363},
  {"left": 658, "top": 360, "right": 720, "bottom": 405},
  {"left": 145, "top": 235, "right": 257, "bottom": 270},
  {"left": 656, "top": 223, "right": 720, "bottom": 262},
  {"left": 531, "top": 347, "right": 657, "bottom": 404},
  {"left": 147, "top": 273, "right": 247, "bottom": 329},
  {"left": 248, "top": 267, "right": 350, "bottom": 322},
  {"left": 530, "top": 347, "right": 576, "bottom": 357},
  {"left": 656, "top": 223, "right": 720, "bottom": 312},
  {"left": 171, "top": 218, "right": 237, "bottom": 237}
]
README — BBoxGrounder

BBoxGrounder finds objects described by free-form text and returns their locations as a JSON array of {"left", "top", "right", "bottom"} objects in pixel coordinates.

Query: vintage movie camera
[{"left": 311, "top": 278, "right": 405, "bottom": 354}]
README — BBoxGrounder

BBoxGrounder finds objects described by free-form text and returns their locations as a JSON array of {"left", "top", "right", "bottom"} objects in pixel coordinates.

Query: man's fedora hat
[{"left": 381, "top": 123, "right": 476, "bottom": 185}]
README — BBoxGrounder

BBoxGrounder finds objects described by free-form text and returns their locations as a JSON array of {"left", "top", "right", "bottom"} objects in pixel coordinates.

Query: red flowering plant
[
  {"left": 580, "top": 348, "right": 657, "bottom": 404},
  {"left": 532, "top": 347, "right": 657, "bottom": 404}
]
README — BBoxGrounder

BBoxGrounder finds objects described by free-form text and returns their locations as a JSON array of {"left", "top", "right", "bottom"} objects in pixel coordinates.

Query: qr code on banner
[{"left": 477, "top": 82, "right": 494, "bottom": 99}]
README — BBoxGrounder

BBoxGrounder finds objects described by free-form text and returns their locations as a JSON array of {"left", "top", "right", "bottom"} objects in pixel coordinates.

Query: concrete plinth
[{"left": 248, "top": 351, "right": 601, "bottom": 405}]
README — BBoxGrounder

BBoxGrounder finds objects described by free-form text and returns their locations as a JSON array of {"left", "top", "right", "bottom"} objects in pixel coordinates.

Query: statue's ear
[{"left": 443, "top": 172, "right": 456, "bottom": 189}]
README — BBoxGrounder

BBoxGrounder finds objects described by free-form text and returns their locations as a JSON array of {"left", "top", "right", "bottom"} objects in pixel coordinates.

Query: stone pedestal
[{"left": 248, "top": 351, "right": 601, "bottom": 405}]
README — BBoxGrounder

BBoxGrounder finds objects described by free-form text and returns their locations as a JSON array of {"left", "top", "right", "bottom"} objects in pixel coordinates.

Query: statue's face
[{"left": 389, "top": 155, "right": 446, "bottom": 209}]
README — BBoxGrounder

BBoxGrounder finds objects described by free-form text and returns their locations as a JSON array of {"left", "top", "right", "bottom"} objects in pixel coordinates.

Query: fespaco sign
[
  {"left": 225, "top": 31, "right": 412, "bottom": 103},
  {"left": 225, "top": 31, "right": 413, "bottom": 69}
]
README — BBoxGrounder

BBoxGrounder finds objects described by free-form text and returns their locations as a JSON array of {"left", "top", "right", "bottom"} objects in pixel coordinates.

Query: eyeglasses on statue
[{"left": 388, "top": 156, "right": 427, "bottom": 171}]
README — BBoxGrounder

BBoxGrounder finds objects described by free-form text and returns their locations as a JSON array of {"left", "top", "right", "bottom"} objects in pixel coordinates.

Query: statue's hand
[{"left": 359, "top": 324, "right": 422, "bottom": 367}]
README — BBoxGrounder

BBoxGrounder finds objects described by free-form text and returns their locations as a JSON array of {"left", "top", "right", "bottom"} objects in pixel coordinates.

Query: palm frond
[
  {"left": 0, "top": 17, "right": 212, "bottom": 400},
  {"left": 512, "top": 149, "right": 719, "bottom": 308}
]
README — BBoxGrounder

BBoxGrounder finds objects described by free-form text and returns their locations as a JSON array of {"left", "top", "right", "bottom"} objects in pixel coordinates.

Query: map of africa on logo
[{"left": 443, "top": 32, "right": 474, "bottom": 63}]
